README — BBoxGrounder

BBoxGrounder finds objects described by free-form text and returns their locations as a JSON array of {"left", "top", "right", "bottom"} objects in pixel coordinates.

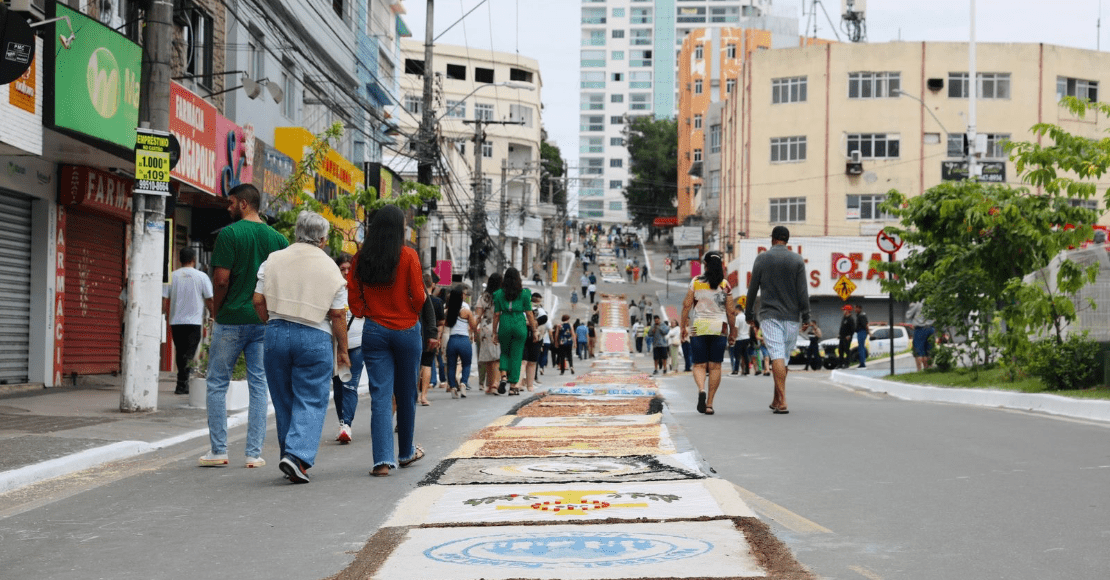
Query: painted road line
[{"left": 731, "top": 482, "right": 833, "bottom": 535}]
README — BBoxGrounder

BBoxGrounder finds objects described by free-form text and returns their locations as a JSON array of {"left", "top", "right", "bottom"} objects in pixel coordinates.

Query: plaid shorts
[{"left": 761, "top": 319, "right": 801, "bottom": 361}]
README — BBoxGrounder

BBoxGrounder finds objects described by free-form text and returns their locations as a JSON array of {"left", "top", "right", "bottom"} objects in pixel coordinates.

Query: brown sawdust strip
[
  {"left": 472, "top": 424, "right": 661, "bottom": 440},
  {"left": 473, "top": 437, "right": 664, "bottom": 458},
  {"left": 325, "top": 517, "right": 815, "bottom": 580},
  {"left": 515, "top": 396, "right": 654, "bottom": 417}
]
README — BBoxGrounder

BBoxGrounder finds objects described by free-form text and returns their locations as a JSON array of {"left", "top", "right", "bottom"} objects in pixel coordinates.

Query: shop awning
[{"left": 653, "top": 216, "right": 679, "bottom": 228}]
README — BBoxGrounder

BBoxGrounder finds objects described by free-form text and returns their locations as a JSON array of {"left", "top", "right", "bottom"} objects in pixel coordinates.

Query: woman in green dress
[{"left": 492, "top": 267, "right": 537, "bottom": 396}]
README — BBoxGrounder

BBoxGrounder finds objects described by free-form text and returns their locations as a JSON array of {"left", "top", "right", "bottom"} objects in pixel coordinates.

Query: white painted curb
[{"left": 831, "top": 370, "right": 1110, "bottom": 423}]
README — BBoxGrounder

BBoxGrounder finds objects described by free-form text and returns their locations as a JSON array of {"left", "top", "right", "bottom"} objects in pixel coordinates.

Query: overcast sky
[{"left": 403, "top": 0, "right": 1108, "bottom": 192}]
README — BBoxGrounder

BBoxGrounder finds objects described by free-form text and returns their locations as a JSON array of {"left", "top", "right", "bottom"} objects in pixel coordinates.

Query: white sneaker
[
  {"left": 337, "top": 423, "right": 352, "bottom": 444},
  {"left": 245, "top": 456, "right": 266, "bottom": 468},
  {"left": 198, "top": 452, "right": 229, "bottom": 467}
]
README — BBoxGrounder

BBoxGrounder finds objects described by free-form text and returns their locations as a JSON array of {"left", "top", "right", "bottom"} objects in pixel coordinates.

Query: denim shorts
[
  {"left": 913, "top": 326, "right": 935, "bottom": 356},
  {"left": 690, "top": 334, "right": 727, "bottom": 364}
]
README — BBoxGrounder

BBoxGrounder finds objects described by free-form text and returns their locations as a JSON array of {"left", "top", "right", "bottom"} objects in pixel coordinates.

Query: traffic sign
[
  {"left": 834, "top": 275, "right": 857, "bottom": 301},
  {"left": 876, "top": 228, "right": 903, "bottom": 254},
  {"left": 736, "top": 296, "right": 747, "bottom": 310}
]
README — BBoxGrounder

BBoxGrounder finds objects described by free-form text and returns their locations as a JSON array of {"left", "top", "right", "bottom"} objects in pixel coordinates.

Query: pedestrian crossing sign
[
  {"left": 736, "top": 296, "right": 746, "bottom": 310},
  {"left": 834, "top": 275, "right": 856, "bottom": 301}
]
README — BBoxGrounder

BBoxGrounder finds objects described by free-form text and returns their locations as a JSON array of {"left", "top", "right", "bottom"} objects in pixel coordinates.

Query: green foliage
[
  {"left": 540, "top": 139, "right": 567, "bottom": 210},
  {"left": 932, "top": 343, "right": 957, "bottom": 372},
  {"left": 265, "top": 123, "right": 440, "bottom": 256},
  {"left": 623, "top": 116, "right": 678, "bottom": 229},
  {"left": 1025, "top": 333, "right": 1102, "bottom": 391},
  {"left": 1008, "top": 96, "right": 1110, "bottom": 205}
]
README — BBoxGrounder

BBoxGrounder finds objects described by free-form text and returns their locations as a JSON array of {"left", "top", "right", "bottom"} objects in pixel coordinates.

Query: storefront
[{"left": 275, "top": 127, "right": 364, "bottom": 254}]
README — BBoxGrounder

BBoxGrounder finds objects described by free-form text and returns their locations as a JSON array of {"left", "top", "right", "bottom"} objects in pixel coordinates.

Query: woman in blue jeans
[
  {"left": 349, "top": 206, "right": 426, "bottom": 478},
  {"left": 444, "top": 284, "right": 477, "bottom": 397},
  {"left": 332, "top": 254, "right": 363, "bottom": 444}
]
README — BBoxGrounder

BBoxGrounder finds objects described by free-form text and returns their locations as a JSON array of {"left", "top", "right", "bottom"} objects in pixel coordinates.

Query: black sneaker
[
  {"left": 174, "top": 386, "right": 189, "bottom": 395},
  {"left": 279, "top": 456, "right": 310, "bottom": 484}
]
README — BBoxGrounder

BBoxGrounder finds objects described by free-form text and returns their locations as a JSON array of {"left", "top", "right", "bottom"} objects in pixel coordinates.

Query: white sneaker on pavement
[
  {"left": 337, "top": 423, "right": 352, "bottom": 444},
  {"left": 198, "top": 452, "right": 229, "bottom": 467},
  {"left": 245, "top": 456, "right": 266, "bottom": 468}
]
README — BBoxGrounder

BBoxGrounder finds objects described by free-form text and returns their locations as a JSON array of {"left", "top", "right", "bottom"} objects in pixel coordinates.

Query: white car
[{"left": 817, "top": 323, "right": 910, "bottom": 367}]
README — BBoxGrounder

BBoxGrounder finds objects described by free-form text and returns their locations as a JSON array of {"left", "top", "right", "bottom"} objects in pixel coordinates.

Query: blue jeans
[
  {"left": 264, "top": 320, "right": 332, "bottom": 468},
  {"left": 206, "top": 322, "right": 268, "bottom": 458},
  {"left": 362, "top": 319, "right": 422, "bottom": 469},
  {"left": 857, "top": 330, "right": 869, "bottom": 365},
  {"left": 681, "top": 341, "right": 693, "bottom": 372},
  {"left": 577, "top": 340, "right": 588, "bottom": 359},
  {"left": 446, "top": 334, "right": 472, "bottom": 389},
  {"left": 435, "top": 350, "right": 447, "bottom": 383},
  {"left": 333, "top": 346, "right": 364, "bottom": 426}
]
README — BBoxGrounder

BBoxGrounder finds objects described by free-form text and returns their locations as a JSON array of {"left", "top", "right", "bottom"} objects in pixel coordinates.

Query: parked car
[{"left": 818, "top": 323, "right": 911, "bottom": 368}]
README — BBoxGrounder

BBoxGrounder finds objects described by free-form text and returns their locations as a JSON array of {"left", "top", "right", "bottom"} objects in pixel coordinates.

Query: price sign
[
  {"left": 134, "top": 128, "right": 172, "bottom": 196},
  {"left": 876, "top": 228, "right": 904, "bottom": 254}
]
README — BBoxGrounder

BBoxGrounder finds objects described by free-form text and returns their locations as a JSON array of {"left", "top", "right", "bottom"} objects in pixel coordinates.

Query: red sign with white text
[
  {"left": 169, "top": 82, "right": 218, "bottom": 194},
  {"left": 58, "top": 165, "right": 133, "bottom": 222}
]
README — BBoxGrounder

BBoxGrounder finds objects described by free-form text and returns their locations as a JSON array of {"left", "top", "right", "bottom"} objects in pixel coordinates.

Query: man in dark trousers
[
  {"left": 745, "top": 226, "right": 810, "bottom": 414},
  {"left": 854, "top": 304, "right": 871, "bottom": 368},
  {"left": 837, "top": 305, "right": 856, "bottom": 369}
]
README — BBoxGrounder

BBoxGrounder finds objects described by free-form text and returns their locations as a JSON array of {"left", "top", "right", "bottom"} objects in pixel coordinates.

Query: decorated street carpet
[{"left": 328, "top": 293, "right": 814, "bottom": 580}]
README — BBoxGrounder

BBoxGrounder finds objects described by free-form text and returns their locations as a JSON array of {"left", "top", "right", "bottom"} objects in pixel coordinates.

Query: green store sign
[{"left": 51, "top": 3, "right": 142, "bottom": 149}]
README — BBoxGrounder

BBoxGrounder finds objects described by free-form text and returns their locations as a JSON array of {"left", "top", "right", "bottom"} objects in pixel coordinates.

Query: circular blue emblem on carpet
[{"left": 424, "top": 530, "right": 713, "bottom": 569}]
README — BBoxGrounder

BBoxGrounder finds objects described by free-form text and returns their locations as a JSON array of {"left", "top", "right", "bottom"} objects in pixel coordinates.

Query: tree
[
  {"left": 540, "top": 137, "right": 567, "bottom": 211},
  {"left": 624, "top": 116, "right": 678, "bottom": 231}
]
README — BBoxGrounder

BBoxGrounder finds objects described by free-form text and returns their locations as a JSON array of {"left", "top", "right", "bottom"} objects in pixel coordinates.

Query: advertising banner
[
  {"left": 134, "top": 128, "right": 172, "bottom": 195},
  {"left": 274, "top": 127, "right": 363, "bottom": 200},
  {"left": 49, "top": 3, "right": 141, "bottom": 150},
  {"left": 216, "top": 117, "right": 254, "bottom": 197},
  {"left": 59, "top": 164, "right": 133, "bottom": 221},
  {"left": 252, "top": 139, "right": 295, "bottom": 215},
  {"left": 169, "top": 82, "right": 217, "bottom": 193}
]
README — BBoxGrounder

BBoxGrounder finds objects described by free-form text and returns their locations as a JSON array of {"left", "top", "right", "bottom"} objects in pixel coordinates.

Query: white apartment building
[
  {"left": 577, "top": 0, "right": 797, "bottom": 223},
  {"left": 388, "top": 40, "right": 545, "bottom": 279}
]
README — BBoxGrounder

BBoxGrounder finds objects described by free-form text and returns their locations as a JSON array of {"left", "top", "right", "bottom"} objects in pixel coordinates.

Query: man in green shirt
[{"left": 199, "top": 184, "right": 289, "bottom": 468}]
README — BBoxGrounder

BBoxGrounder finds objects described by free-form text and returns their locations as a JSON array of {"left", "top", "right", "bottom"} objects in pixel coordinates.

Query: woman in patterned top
[{"left": 680, "top": 251, "right": 739, "bottom": 416}]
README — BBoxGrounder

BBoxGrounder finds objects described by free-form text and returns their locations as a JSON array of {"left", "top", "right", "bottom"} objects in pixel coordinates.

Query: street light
[
  {"left": 891, "top": 89, "right": 949, "bottom": 134},
  {"left": 438, "top": 81, "right": 536, "bottom": 121}
]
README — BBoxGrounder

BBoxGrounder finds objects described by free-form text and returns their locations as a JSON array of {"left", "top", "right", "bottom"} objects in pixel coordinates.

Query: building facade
[
  {"left": 388, "top": 40, "right": 544, "bottom": 280},
  {"left": 577, "top": 0, "right": 796, "bottom": 223}
]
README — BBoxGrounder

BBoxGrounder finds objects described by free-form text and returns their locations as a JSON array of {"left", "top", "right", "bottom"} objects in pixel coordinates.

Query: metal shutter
[
  {"left": 0, "top": 190, "right": 31, "bottom": 383},
  {"left": 63, "top": 211, "right": 125, "bottom": 375}
]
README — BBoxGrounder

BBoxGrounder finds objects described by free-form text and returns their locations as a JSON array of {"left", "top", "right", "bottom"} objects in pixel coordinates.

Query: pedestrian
[
  {"left": 735, "top": 304, "right": 752, "bottom": 376},
  {"left": 629, "top": 300, "right": 640, "bottom": 326},
  {"left": 587, "top": 321, "right": 597, "bottom": 358},
  {"left": 162, "top": 246, "right": 213, "bottom": 396},
  {"left": 556, "top": 314, "right": 575, "bottom": 374},
  {"left": 680, "top": 251, "right": 738, "bottom": 416},
  {"left": 667, "top": 323, "right": 682, "bottom": 371},
  {"left": 570, "top": 289, "right": 579, "bottom": 311},
  {"left": 474, "top": 272, "right": 503, "bottom": 395},
  {"left": 522, "top": 292, "right": 548, "bottom": 392},
  {"left": 744, "top": 226, "right": 811, "bottom": 415},
  {"left": 730, "top": 307, "right": 747, "bottom": 375},
  {"left": 200, "top": 183, "right": 288, "bottom": 468},
  {"left": 253, "top": 211, "right": 348, "bottom": 483},
  {"left": 906, "top": 300, "right": 935, "bottom": 371},
  {"left": 588, "top": 281, "right": 597, "bottom": 303},
  {"left": 641, "top": 262, "right": 649, "bottom": 282},
  {"left": 444, "top": 284, "right": 477, "bottom": 398},
  {"left": 417, "top": 274, "right": 444, "bottom": 406},
  {"left": 749, "top": 322, "right": 764, "bottom": 375},
  {"left": 589, "top": 271, "right": 597, "bottom": 286},
  {"left": 802, "top": 322, "right": 823, "bottom": 371},
  {"left": 349, "top": 205, "right": 426, "bottom": 477},
  {"left": 632, "top": 319, "right": 645, "bottom": 353},
  {"left": 580, "top": 272, "right": 589, "bottom": 298},
  {"left": 332, "top": 253, "right": 364, "bottom": 444},
  {"left": 492, "top": 267, "right": 537, "bottom": 396},
  {"left": 854, "top": 304, "right": 871, "bottom": 368},
  {"left": 575, "top": 318, "right": 589, "bottom": 360},
  {"left": 644, "top": 299, "right": 653, "bottom": 322},
  {"left": 837, "top": 305, "right": 855, "bottom": 369},
  {"left": 650, "top": 315, "right": 671, "bottom": 374},
  {"left": 539, "top": 311, "right": 552, "bottom": 377}
]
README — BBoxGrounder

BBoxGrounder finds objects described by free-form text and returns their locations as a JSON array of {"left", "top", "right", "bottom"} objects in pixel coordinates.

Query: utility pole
[
  {"left": 499, "top": 158, "right": 508, "bottom": 272},
  {"left": 967, "top": 0, "right": 978, "bottom": 181},
  {"left": 417, "top": 0, "right": 435, "bottom": 186},
  {"left": 470, "top": 119, "right": 485, "bottom": 282},
  {"left": 121, "top": 0, "right": 172, "bottom": 412}
]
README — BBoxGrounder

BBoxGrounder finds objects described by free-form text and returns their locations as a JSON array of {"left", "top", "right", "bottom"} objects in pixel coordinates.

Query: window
[
  {"left": 446, "top": 64, "right": 466, "bottom": 80},
  {"left": 475, "top": 67, "right": 495, "bottom": 83},
  {"left": 847, "top": 133, "right": 901, "bottom": 159},
  {"left": 694, "top": 79, "right": 703, "bottom": 94},
  {"left": 609, "top": 201, "right": 623, "bottom": 211},
  {"left": 726, "top": 78, "right": 736, "bottom": 93},
  {"left": 281, "top": 65, "right": 296, "bottom": 120},
  {"left": 770, "top": 197, "right": 806, "bottom": 223},
  {"left": 693, "top": 114, "right": 702, "bottom": 129},
  {"left": 693, "top": 148, "right": 702, "bottom": 162},
  {"left": 610, "top": 115, "right": 623, "bottom": 124},
  {"left": 582, "top": 7, "right": 606, "bottom": 24},
  {"left": 581, "top": 115, "right": 604, "bottom": 132},
  {"left": 612, "top": 50, "right": 624, "bottom": 60},
  {"left": 1057, "top": 76, "right": 1098, "bottom": 102},
  {"left": 475, "top": 103, "right": 494, "bottom": 121},
  {"left": 247, "top": 30, "right": 265, "bottom": 81},
  {"left": 609, "top": 180, "right": 623, "bottom": 189},
  {"left": 946, "top": 133, "right": 1010, "bottom": 158},
  {"left": 404, "top": 59, "right": 425, "bottom": 76},
  {"left": 612, "top": 72, "right": 624, "bottom": 82},
  {"left": 846, "top": 195, "right": 894, "bottom": 220},
  {"left": 629, "top": 71, "right": 651, "bottom": 88},
  {"left": 332, "top": 0, "right": 345, "bottom": 19},
  {"left": 581, "top": 49, "right": 606, "bottom": 67},
  {"left": 482, "top": 141, "right": 493, "bottom": 158},
  {"left": 584, "top": 29, "right": 606, "bottom": 46},
  {"left": 629, "top": 93, "right": 651, "bottom": 111},
  {"left": 581, "top": 71, "right": 605, "bottom": 88},
  {"left": 848, "top": 72, "right": 900, "bottom": 99},
  {"left": 610, "top": 158, "right": 623, "bottom": 168},
  {"left": 610, "top": 137, "right": 624, "bottom": 146},
  {"left": 612, "top": 7, "right": 625, "bottom": 17},
  {"left": 582, "top": 93, "right": 605, "bottom": 110},
  {"left": 726, "top": 43, "right": 736, "bottom": 59},
  {"left": 510, "top": 104, "right": 533, "bottom": 127},
  {"left": 611, "top": 94, "right": 624, "bottom": 103},
  {"left": 483, "top": 179, "right": 493, "bottom": 197},
  {"left": 455, "top": 141, "right": 466, "bottom": 156},
  {"left": 612, "top": 29, "right": 625, "bottom": 38},
  {"left": 630, "top": 28, "right": 652, "bottom": 46},
  {"left": 184, "top": 6, "right": 214, "bottom": 89},
  {"left": 708, "top": 170, "right": 720, "bottom": 199},
  {"left": 709, "top": 124, "right": 721, "bottom": 154},
  {"left": 630, "top": 49, "right": 652, "bottom": 67},
  {"left": 772, "top": 76, "right": 806, "bottom": 103},
  {"left": 677, "top": 6, "right": 706, "bottom": 23},
  {"left": 581, "top": 136, "right": 603, "bottom": 153},
  {"left": 1069, "top": 198, "right": 1099, "bottom": 210},
  {"left": 583, "top": 158, "right": 605, "bottom": 175},
  {"left": 711, "top": 5, "right": 740, "bottom": 23},
  {"left": 948, "top": 72, "right": 1011, "bottom": 99},
  {"left": 695, "top": 45, "right": 704, "bottom": 60},
  {"left": 404, "top": 94, "right": 421, "bottom": 114},
  {"left": 770, "top": 136, "right": 807, "bottom": 162},
  {"left": 446, "top": 99, "right": 466, "bottom": 118},
  {"left": 630, "top": 7, "right": 652, "bottom": 24}
]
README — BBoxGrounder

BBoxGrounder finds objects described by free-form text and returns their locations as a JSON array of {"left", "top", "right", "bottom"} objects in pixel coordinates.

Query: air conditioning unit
[
  {"left": 849, "top": 150, "right": 862, "bottom": 163},
  {"left": 846, "top": 162, "right": 864, "bottom": 176}
]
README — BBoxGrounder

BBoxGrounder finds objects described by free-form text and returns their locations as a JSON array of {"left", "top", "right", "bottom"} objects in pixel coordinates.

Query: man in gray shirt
[{"left": 745, "top": 226, "right": 811, "bottom": 414}]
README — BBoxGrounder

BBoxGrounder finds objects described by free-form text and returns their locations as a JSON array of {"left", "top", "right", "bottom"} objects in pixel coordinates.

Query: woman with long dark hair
[
  {"left": 444, "top": 284, "right": 477, "bottom": 397},
  {"left": 474, "top": 272, "right": 502, "bottom": 395},
  {"left": 679, "top": 251, "right": 738, "bottom": 416},
  {"left": 492, "top": 267, "right": 536, "bottom": 395},
  {"left": 349, "top": 205, "right": 425, "bottom": 477}
]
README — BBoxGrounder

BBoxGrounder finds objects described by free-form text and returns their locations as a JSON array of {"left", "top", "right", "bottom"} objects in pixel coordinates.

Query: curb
[{"left": 830, "top": 370, "right": 1110, "bottom": 423}]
